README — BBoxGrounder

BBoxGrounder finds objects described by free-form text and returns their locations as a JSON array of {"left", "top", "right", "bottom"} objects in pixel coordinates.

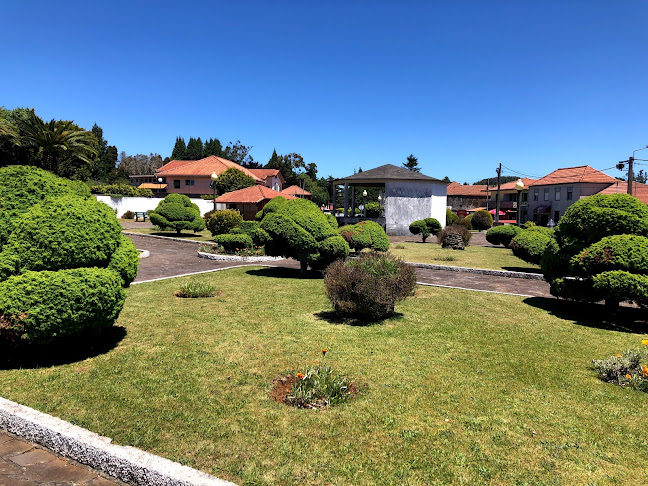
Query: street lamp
[
  {"left": 210, "top": 172, "right": 218, "bottom": 211},
  {"left": 157, "top": 177, "right": 163, "bottom": 195},
  {"left": 515, "top": 179, "right": 524, "bottom": 226},
  {"left": 378, "top": 194, "right": 382, "bottom": 215},
  {"left": 362, "top": 189, "right": 368, "bottom": 217}
]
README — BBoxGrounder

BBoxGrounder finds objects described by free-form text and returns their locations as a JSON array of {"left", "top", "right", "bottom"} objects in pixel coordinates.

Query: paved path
[{"left": 0, "top": 431, "right": 124, "bottom": 486}]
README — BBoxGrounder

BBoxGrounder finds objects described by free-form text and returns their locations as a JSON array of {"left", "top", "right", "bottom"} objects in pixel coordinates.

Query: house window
[
  {"left": 567, "top": 186, "right": 573, "bottom": 200},
  {"left": 555, "top": 188, "right": 561, "bottom": 201},
  {"left": 185, "top": 179, "right": 195, "bottom": 186},
  {"left": 533, "top": 189, "right": 539, "bottom": 201},
  {"left": 522, "top": 192, "right": 528, "bottom": 202},
  {"left": 173, "top": 180, "right": 180, "bottom": 189},
  {"left": 544, "top": 188, "right": 549, "bottom": 201},
  {"left": 554, "top": 210, "right": 560, "bottom": 223}
]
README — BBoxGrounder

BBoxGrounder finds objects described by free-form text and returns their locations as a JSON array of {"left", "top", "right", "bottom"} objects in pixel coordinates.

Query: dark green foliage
[
  {"left": 149, "top": 194, "right": 205, "bottom": 235},
  {"left": 510, "top": 227, "right": 554, "bottom": 265},
  {"left": 205, "top": 209, "right": 244, "bottom": 236},
  {"left": 409, "top": 220, "right": 431, "bottom": 242},
  {"left": 229, "top": 220, "right": 270, "bottom": 246},
  {"left": 446, "top": 208, "right": 458, "bottom": 225},
  {"left": 324, "top": 252, "right": 417, "bottom": 319},
  {"left": 471, "top": 210, "right": 493, "bottom": 231},
  {"left": 438, "top": 225, "right": 471, "bottom": 246},
  {"left": 0, "top": 268, "right": 125, "bottom": 345},
  {"left": 204, "top": 138, "right": 224, "bottom": 157},
  {"left": 486, "top": 225, "right": 522, "bottom": 247},
  {"left": 0, "top": 165, "right": 90, "bottom": 247},
  {"left": 403, "top": 154, "right": 420, "bottom": 173},
  {"left": 473, "top": 176, "right": 518, "bottom": 186},
  {"left": 107, "top": 235, "right": 140, "bottom": 287},
  {"left": 0, "top": 196, "right": 123, "bottom": 279},
  {"left": 171, "top": 136, "right": 187, "bottom": 160},
  {"left": 541, "top": 194, "right": 648, "bottom": 307},
  {"left": 260, "top": 198, "right": 349, "bottom": 272},
  {"left": 339, "top": 221, "right": 389, "bottom": 252},
  {"left": 213, "top": 167, "right": 256, "bottom": 194},
  {"left": 213, "top": 233, "right": 254, "bottom": 252},
  {"left": 287, "top": 365, "right": 353, "bottom": 408},
  {"left": 364, "top": 202, "right": 381, "bottom": 217},
  {"left": 424, "top": 218, "right": 442, "bottom": 236},
  {"left": 325, "top": 213, "right": 338, "bottom": 229},
  {"left": 455, "top": 215, "right": 472, "bottom": 230},
  {"left": 186, "top": 137, "right": 204, "bottom": 160},
  {"left": 122, "top": 210, "right": 135, "bottom": 219},
  {"left": 88, "top": 184, "right": 154, "bottom": 197}
]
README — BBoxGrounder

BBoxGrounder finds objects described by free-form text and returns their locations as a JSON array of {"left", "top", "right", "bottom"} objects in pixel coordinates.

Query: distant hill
[{"left": 473, "top": 176, "right": 518, "bottom": 186}]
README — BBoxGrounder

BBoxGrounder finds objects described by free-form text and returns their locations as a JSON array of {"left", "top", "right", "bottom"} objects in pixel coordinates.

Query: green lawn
[
  {"left": 1, "top": 267, "right": 647, "bottom": 485},
  {"left": 390, "top": 242, "right": 540, "bottom": 272}
]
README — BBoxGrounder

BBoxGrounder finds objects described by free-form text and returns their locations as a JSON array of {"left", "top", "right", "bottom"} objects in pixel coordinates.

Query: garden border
[
  {"left": 0, "top": 396, "right": 237, "bottom": 486},
  {"left": 406, "top": 262, "right": 545, "bottom": 280}
]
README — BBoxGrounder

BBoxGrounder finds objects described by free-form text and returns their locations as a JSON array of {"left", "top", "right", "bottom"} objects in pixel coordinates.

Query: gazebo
[{"left": 333, "top": 164, "right": 448, "bottom": 235}]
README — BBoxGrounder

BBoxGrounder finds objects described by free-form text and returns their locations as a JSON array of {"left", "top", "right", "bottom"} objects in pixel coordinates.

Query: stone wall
[{"left": 384, "top": 181, "right": 447, "bottom": 235}]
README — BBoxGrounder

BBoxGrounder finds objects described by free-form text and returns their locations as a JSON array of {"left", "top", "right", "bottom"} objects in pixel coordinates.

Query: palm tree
[
  {"left": 0, "top": 117, "right": 19, "bottom": 141},
  {"left": 17, "top": 112, "right": 97, "bottom": 173}
]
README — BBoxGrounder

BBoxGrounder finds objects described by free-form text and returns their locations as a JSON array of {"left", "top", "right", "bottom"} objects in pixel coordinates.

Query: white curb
[
  {"left": 197, "top": 252, "right": 283, "bottom": 263},
  {"left": 0, "top": 397, "right": 237, "bottom": 486}
]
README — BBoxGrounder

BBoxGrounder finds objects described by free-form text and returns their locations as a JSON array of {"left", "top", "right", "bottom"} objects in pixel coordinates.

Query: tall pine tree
[
  {"left": 186, "top": 137, "right": 204, "bottom": 160},
  {"left": 403, "top": 154, "right": 421, "bottom": 173},
  {"left": 171, "top": 137, "right": 187, "bottom": 160},
  {"left": 204, "top": 137, "right": 224, "bottom": 157}
]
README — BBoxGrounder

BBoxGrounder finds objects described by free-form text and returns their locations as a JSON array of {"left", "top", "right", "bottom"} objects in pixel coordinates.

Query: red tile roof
[
  {"left": 597, "top": 180, "right": 648, "bottom": 205},
  {"left": 248, "top": 168, "right": 284, "bottom": 183},
  {"left": 529, "top": 166, "right": 616, "bottom": 186},
  {"left": 281, "top": 185, "right": 312, "bottom": 196},
  {"left": 495, "top": 178, "right": 537, "bottom": 191},
  {"left": 447, "top": 182, "right": 488, "bottom": 196},
  {"left": 215, "top": 185, "right": 296, "bottom": 204},
  {"left": 155, "top": 156, "right": 262, "bottom": 182}
]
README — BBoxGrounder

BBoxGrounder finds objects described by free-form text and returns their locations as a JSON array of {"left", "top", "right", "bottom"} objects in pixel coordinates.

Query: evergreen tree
[
  {"left": 171, "top": 137, "right": 187, "bottom": 160},
  {"left": 186, "top": 137, "right": 204, "bottom": 160},
  {"left": 90, "top": 123, "right": 118, "bottom": 181},
  {"left": 223, "top": 140, "right": 258, "bottom": 167},
  {"left": 403, "top": 154, "right": 421, "bottom": 172},
  {"left": 204, "top": 138, "right": 224, "bottom": 157}
]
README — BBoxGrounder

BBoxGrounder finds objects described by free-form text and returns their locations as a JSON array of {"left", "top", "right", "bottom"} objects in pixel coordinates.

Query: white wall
[
  {"left": 95, "top": 195, "right": 216, "bottom": 217},
  {"left": 384, "top": 181, "right": 447, "bottom": 235}
]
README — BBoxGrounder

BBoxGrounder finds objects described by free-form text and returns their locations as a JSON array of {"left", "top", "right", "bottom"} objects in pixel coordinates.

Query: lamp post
[
  {"left": 378, "top": 194, "right": 382, "bottom": 216},
  {"left": 515, "top": 179, "right": 524, "bottom": 226},
  {"left": 210, "top": 172, "right": 218, "bottom": 211},
  {"left": 157, "top": 177, "right": 163, "bottom": 195},
  {"left": 629, "top": 146, "right": 648, "bottom": 195},
  {"left": 362, "top": 189, "right": 367, "bottom": 217}
]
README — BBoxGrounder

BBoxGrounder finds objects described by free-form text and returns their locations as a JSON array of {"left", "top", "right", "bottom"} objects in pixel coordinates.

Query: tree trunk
[{"left": 300, "top": 260, "right": 308, "bottom": 277}]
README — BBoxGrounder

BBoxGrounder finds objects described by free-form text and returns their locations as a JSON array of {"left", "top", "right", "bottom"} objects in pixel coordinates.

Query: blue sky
[{"left": 3, "top": 1, "right": 647, "bottom": 182}]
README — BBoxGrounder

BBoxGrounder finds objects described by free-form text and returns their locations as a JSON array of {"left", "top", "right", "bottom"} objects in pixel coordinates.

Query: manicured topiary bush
[
  {"left": 438, "top": 225, "right": 471, "bottom": 248},
  {"left": 471, "top": 210, "right": 493, "bottom": 231},
  {"left": 509, "top": 227, "right": 554, "bottom": 265},
  {"left": 339, "top": 221, "right": 389, "bottom": 252},
  {"left": 486, "top": 225, "right": 522, "bottom": 247},
  {"left": 364, "top": 202, "right": 382, "bottom": 217},
  {"left": 229, "top": 220, "right": 270, "bottom": 247},
  {"left": 122, "top": 210, "right": 135, "bottom": 219},
  {"left": 260, "top": 197, "right": 349, "bottom": 273},
  {"left": 446, "top": 208, "right": 458, "bottom": 226},
  {"left": 149, "top": 194, "right": 205, "bottom": 235},
  {"left": 541, "top": 194, "right": 648, "bottom": 308},
  {"left": 455, "top": 215, "right": 472, "bottom": 230},
  {"left": 409, "top": 218, "right": 442, "bottom": 243},
  {"left": 0, "top": 165, "right": 90, "bottom": 248},
  {"left": 204, "top": 209, "right": 243, "bottom": 236},
  {"left": 324, "top": 252, "right": 417, "bottom": 320},
  {"left": 424, "top": 218, "right": 442, "bottom": 236},
  {"left": 212, "top": 233, "right": 254, "bottom": 252},
  {"left": 324, "top": 212, "right": 338, "bottom": 229}
]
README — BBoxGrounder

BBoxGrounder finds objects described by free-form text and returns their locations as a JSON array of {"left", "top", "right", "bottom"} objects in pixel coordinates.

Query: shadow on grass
[
  {"left": 523, "top": 297, "right": 647, "bottom": 333},
  {"left": 314, "top": 310, "right": 404, "bottom": 327},
  {"left": 0, "top": 326, "right": 127, "bottom": 370},
  {"left": 246, "top": 267, "right": 323, "bottom": 280},
  {"left": 501, "top": 266, "right": 543, "bottom": 274}
]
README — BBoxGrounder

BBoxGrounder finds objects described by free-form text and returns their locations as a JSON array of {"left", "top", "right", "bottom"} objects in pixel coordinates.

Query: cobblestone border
[
  {"left": 197, "top": 252, "right": 283, "bottom": 263},
  {"left": 0, "top": 397, "right": 237, "bottom": 486},
  {"left": 406, "top": 262, "right": 545, "bottom": 280}
]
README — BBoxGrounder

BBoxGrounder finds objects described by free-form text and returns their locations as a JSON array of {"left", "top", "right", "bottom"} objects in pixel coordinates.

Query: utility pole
[
  {"left": 495, "top": 163, "right": 502, "bottom": 224},
  {"left": 627, "top": 157, "right": 634, "bottom": 195}
]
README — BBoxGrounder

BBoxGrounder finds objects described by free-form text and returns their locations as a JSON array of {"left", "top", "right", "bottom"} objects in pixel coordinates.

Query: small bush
[
  {"left": 438, "top": 225, "right": 471, "bottom": 247},
  {"left": 364, "top": 202, "right": 382, "bottom": 217},
  {"left": 175, "top": 280, "right": 217, "bottom": 298},
  {"left": 200, "top": 194, "right": 214, "bottom": 200},
  {"left": 122, "top": 210, "right": 135, "bottom": 220},
  {"left": 510, "top": 227, "right": 554, "bottom": 264},
  {"left": 455, "top": 216, "right": 472, "bottom": 230},
  {"left": 592, "top": 344, "right": 648, "bottom": 393},
  {"left": 486, "top": 225, "right": 522, "bottom": 247},
  {"left": 409, "top": 220, "right": 430, "bottom": 242},
  {"left": 339, "top": 221, "right": 389, "bottom": 252},
  {"left": 149, "top": 194, "right": 205, "bottom": 235},
  {"left": 446, "top": 208, "right": 458, "bottom": 226},
  {"left": 212, "top": 233, "right": 254, "bottom": 252},
  {"left": 88, "top": 184, "right": 153, "bottom": 197},
  {"left": 522, "top": 221, "right": 536, "bottom": 229},
  {"left": 424, "top": 218, "right": 442, "bottom": 235},
  {"left": 471, "top": 210, "right": 493, "bottom": 231},
  {"left": 205, "top": 209, "right": 243, "bottom": 236},
  {"left": 324, "top": 252, "right": 417, "bottom": 320},
  {"left": 229, "top": 220, "right": 270, "bottom": 247},
  {"left": 394, "top": 243, "right": 405, "bottom": 249},
  {"left": 287, "top": 365, "right": 353, "bottom": 408}
]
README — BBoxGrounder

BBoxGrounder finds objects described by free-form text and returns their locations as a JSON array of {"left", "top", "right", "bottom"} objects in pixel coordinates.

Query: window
[
  {"left": 544, "top": 188, "right": 549, "bottom": 201},
  {"left": 567, "top": 186, "right": 573, "bottom": 200},
  {"left": 554, "top": 210, "right": 560, "bottom": 223},
  {"left": 173, "top": 180, "right": 180, "bottom": 189},
  {"left": 555, "top": 188, "right": 561, "bottom": 201},
  {"left": 522, "top": 192, "right": 528, "bottom": 202},
  {"left": 533, "top": 189, "right": 539, "bottom": 201},
  {"left": 185, "top": 179, "right": 195, "bottom": 186}
]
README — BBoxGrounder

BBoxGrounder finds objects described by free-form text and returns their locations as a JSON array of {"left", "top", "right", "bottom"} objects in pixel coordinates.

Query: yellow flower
[
  {"left": 642, "top": 366, "right": 648, "bottom": 377},
  {"left": 296, "top": 372, "right": 305, "bottom": 380},
  {"left": 322, "top": 349, "right": 327, "bottom": 356},
  {"left": 642, "top": 339, "right": 648, "bottom": 346},
  {"left": 626, "top": 374, "right": 632, "bottom": 379},
  {"left": 616, "top": 354, "right": 622, "bottom": 358}
]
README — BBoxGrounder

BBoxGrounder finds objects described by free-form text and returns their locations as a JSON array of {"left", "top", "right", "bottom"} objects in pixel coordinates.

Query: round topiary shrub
[
  {"left": 455, "top": 215, "right": 472, "bottom": 230},
  {"left": 212, "top": 233, "right": 254, "bottom": 252},
  {"left": 446, "top": 208, "right": 458, "bottom": 226},
  {"left": 324, "top": 252, "right": 417, "bottom": 320},
  {"left": 471, "top": 210, "right": 493, "bottom": 231},
  {"left": 424, "top": 218, "right": 442, "bottom": 236},
  {"left": 122, "top": 210, "right": 135, "bottom": 219},
  {"left": 205, "top": 209, "right": 243, "bottom": 236},
  {"left": 409, "top": 220, "right": 430, "bottom": 242},
  {"left": 509, "top": 227, "right": 554, "bottom": 265},
  {"left": 149, "top": 194, "right": 205, "bottom": 235},
  {"left": 438, "top": 225, "right": 471, "bottom": 249},
  {"left": 486, "top": 225, "right": 522, "bottom": 247},
  {"left": 229, "top": 220, "right": 270, "bottom": 247},
  {"left": 339, "top": 221, "right": 389, "bottom": 252}
]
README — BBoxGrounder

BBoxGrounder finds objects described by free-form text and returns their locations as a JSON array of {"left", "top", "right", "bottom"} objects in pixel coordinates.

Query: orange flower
[
  {"left": 642, "top": 365, "right": 648, "bottom": 377},
  {"left": 322, "top": 349, "right": 327, "bottom": 356},
  {"left": 642, "top": 339, "right": 648, "bottom": 346},
  {"left": 616, "top": 354, "right": 622, "bottom": 358},
  {"left": 296, "top": 372, "right": 305, "bottom": 380},
  {"left": 626, "top": 374, "right": 632, "bottom": 379}
]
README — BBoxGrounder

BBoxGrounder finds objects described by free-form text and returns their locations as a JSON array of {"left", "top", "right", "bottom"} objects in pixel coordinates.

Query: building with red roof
[
  {"left": 281, "top": 185, "right": 312, "bottom": 199},
  {"left": 214, "top": 185, "right": 296, "bottom": 220},
  {"left": 247, "top": 169, "right": 285, "bottom": 191}
]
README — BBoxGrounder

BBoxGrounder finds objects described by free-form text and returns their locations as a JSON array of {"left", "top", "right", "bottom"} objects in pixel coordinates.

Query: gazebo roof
[{"left": 334, "top": 164, "right": 446, "bottom": 184}]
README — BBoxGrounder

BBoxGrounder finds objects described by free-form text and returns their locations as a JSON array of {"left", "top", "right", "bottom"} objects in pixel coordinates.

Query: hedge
[
  {"left": 571, "top": 234, "right": 648, "bottom": 276},
  {"left": 204, "top": 209, "right": 243, "bottom": 236},
  {"left": 486, "top": 225, "right": 522, "bottom": 247},
  {"left": 229, "top": 221, "right": 270, "bottom": 247},
  {"left": 149, "top": 193, "right": 205, "bottom": 234},
  {"left": 0, "top": 268, "right": 125, "bottom": 345},
  {"left": 107, "top": 235, "right": 140, "bottom": 287},
  {"left": 510, "top": 227, "right": 554, "bottom": 265},
  {"left": 212, "top": 233, "right": 254, "bottom": 252},
  {"left": 471, "top": 210, "right": 493, "bottom": 231},
  {"left": 88, "top": 184, "right": 154, "bottom": 197},
  {"left": 339, "top": 221, "right": 389, "bottom": 252}
]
